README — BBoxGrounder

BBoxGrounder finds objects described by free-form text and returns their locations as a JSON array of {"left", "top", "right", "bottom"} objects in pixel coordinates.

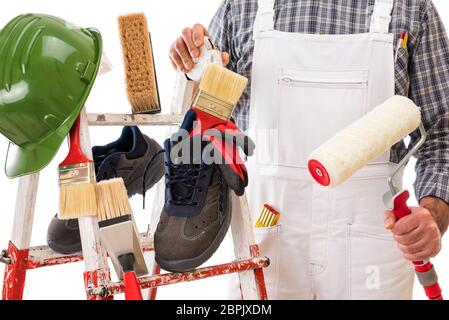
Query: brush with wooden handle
[
  {"left": 58, "top": 116, "right": 97, "bottom": 219},
  {"left": 118, "top": 13, "right": 161, "bottom": 114},
  {"left": 191, "top": 63, "right": 247, "bottom": 132}
]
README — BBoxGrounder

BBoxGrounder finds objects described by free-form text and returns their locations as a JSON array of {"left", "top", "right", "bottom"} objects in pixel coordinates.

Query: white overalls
[{"left": 247, "top": 0, "right": 415, "bottom": 299}]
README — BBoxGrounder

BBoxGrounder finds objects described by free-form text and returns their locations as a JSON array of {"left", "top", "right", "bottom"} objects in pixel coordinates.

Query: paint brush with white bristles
[
  {"left": 96, "top": 178, "right": 148, "bottom": 300},
  {"left": 58, "top": 116, "right": 97, "bottom": 219}
]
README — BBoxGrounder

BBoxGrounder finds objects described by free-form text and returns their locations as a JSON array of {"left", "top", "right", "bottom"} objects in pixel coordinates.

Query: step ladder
[{"left": 1, "top": 107, "right": 269, "bottom": 300}]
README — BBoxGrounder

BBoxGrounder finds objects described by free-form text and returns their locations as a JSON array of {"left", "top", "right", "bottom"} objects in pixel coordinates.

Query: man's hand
[
  {"left": 169, "top": 24, "right": 230, "bottom": 73},
  {"left": 384, "top": 196, "right": 449, "bottom": 261}
]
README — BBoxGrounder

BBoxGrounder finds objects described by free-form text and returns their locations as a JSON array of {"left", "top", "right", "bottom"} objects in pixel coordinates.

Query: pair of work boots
[{"left": 48, "top": 113, "right": 252, "bottom": 273}]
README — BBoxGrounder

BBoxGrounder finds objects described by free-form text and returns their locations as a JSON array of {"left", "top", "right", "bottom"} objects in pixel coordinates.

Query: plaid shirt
[{"left": 209, "top": 0, "right": 449, "bottom": 204}]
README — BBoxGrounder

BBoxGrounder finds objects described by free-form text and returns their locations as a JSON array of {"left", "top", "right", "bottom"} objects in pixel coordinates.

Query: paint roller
[{"left": 308, "top": 95, "right": 442, "bottom": 300}]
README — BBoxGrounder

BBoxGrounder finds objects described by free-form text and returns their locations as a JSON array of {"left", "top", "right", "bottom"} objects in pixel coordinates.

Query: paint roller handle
[
  {"left": 392, "top": 190, "right": 412, "bottom": 220},
  {"left": 392, "top": 190, "right": 443, "bottom": 300}
]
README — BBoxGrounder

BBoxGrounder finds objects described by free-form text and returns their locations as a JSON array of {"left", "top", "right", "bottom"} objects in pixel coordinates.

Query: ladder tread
[{"left": 87, "top": 113, "right": 184, "bottom": 126}]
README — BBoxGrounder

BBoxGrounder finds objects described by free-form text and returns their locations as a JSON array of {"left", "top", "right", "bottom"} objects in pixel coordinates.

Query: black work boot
[
  {"left": 46, "top": 126, "right": 164, "bottom": 254},
  {"left": 46, "top": 215, "right": 82, "bottom": 254},
  {"left": 93, "top": 126, "right": 164, "bottom": 199},
  {"left": 154, "top": 114, "right": 232, "bottom": 272}
]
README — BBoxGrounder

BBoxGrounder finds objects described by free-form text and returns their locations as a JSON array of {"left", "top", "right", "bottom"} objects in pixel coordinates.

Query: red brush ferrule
[{"left": 308, "top": 159, "right": 331, "bottom": 187}]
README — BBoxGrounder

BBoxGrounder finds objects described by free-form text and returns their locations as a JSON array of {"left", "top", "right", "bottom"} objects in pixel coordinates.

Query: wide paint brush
[
  {"left": 58, "top": 116, "right": 97, "bottom": 219},
  {"left": 191, "top": 63, "right": 248, "bottom": 132},
  {"left": 190, "top": 63, "right": 251, "bottom": 185},
  {"left": 96, "top": 178, "right": 148, "bottom": 300}
]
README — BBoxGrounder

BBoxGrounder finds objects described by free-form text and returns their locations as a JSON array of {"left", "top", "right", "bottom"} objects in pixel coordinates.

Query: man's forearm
[{"left": 420, "top": 196, "right": 449, "bottom": 235}]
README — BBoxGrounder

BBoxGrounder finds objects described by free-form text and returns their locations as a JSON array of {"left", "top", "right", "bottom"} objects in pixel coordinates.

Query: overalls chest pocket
[
  {"left": 275, "top": 68, "right": 369, "bottom": 168},
  {"left": 394, "top": 45, "right": 410, "bottom": 92}
]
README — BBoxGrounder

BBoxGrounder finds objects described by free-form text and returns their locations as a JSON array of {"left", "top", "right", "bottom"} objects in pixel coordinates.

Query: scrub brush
[{"left": 118, "top": 13, "right": 161, "bottom": 114}]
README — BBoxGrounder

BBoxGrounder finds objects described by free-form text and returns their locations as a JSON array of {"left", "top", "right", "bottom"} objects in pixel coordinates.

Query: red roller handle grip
[
  {"left": 392, "top": 190, "right": 412, "bottom": 220},
  {"left": 392, "top": 190, "right": 442, "bottom": 300},
  {"left": 123, "top": 271, "right": 143, "bottom": 300}
]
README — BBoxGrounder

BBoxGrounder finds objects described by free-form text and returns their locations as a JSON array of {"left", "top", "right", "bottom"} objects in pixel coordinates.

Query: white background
[{"left": 0, "top": 0, "right": 448, "bottom": 300}]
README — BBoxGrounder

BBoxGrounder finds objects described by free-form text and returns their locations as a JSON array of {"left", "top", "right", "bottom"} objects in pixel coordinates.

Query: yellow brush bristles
[
  {"left": 119, "top": 13, "right": 160, "bottom": 114},
  {"left": 194, "top": 63, "right": 248, "bottom": 120},
  {"left": 59, "top": 182, "right": 97, "bottom": 219},
  {"left": 200, "top": 63, "right": 248, "bottom": 107},
  {"left": 96, "top": 178, "right": 132, "bottom": 222},
  {"left": 255, "top": 205, "right": 280, "bottom": 228}
]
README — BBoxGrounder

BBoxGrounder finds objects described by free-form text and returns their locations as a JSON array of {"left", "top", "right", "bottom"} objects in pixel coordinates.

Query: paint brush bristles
[
  {"left": 255, "top": 204, "right": 280, "bottom": 228},
  {"left": 59, "top": 174, "right": 97, "bottom": 218},
  {"left": 96, "top": 178, "right": 132, "bottom": 222},
  {"left": 194, "top": 63, "right": 248, "bottom": 121},
  {"left": 58, "top": 116, "right": 97, "bottom": 219}
]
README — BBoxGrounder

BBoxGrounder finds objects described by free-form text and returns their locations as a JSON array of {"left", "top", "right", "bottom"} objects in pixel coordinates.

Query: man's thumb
[
  {"left": 221, "top": 52, "right": 230, "bottom": 66},
  {"left": 384, "top": 211, "right": 397, "bottom": 230}
]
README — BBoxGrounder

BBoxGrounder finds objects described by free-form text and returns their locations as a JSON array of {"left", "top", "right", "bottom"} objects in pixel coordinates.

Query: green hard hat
[{"left": 0, "top": 14, "right": 102, "bottom": 178}]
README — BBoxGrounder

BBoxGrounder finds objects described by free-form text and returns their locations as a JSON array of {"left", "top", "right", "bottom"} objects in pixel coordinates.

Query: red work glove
[
  {"left": 189, "top": 109, "right": 255, "bottom": 196},
  {"left": 203, "top": 125, "right": 254, "bottom": 196}
]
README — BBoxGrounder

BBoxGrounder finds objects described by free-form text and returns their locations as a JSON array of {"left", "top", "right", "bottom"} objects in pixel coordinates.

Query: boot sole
[{"left": 47, "top": 239, "right": 82, "bottom": 255}]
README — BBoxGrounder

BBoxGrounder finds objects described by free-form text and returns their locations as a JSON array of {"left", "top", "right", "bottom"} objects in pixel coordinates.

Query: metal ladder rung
[
  {"left": 88, "top": 256, "right": 269, "bottom": 297},
  {"left": 87, "top": 113, "right": 184, "bottom": 126}
]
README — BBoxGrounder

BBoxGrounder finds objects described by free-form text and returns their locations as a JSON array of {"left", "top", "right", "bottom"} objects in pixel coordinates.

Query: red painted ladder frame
[{"left": 1, "top": 107, "right": 269, "bottom": 300}]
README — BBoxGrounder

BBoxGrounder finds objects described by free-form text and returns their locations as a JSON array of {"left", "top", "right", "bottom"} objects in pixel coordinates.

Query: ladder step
[
  {"left": 88, "top": 256, "right": 270, "bottom": 297},
  {"left": 87, "top": 113, "right": 184, "bottom": 126},
  {"left": 25, "top": 234, "right": 153, "bottom": 269}
]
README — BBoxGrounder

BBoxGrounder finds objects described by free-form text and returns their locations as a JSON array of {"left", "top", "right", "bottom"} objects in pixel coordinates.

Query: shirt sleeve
[
  {"left": 411, "top": 1, "right": 449, "bottom": 204},
  {"left": 208, "top": 0, "right": 236, "bottom": 71}
]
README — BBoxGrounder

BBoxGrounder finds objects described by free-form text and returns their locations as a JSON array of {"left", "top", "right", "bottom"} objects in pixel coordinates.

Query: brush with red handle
[
  {"left": 187, "top": 63, "right": 254, "bottom": 195},
  {"left": 58, "top": 115, "right": 97, "bottom": 219}
]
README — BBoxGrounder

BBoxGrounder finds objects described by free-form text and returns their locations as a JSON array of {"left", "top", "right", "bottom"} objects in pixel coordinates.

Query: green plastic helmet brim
[{"left": 5, "top": 28, "right": 103, "bottom": 178}]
